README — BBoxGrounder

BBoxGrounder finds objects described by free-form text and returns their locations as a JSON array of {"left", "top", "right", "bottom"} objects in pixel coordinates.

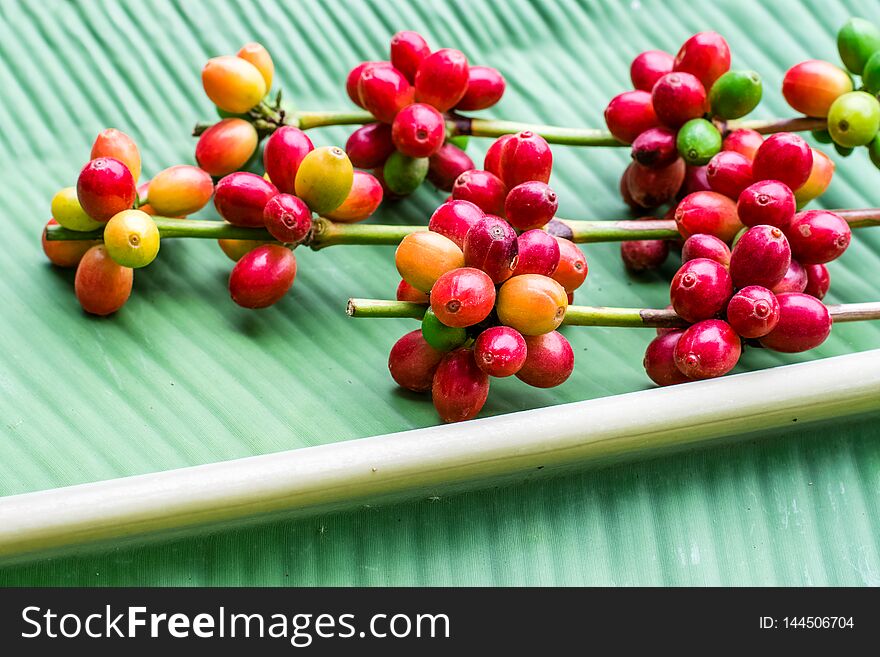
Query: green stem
[
  {"left": 725, "top": 116, "right": 827, "bottom": 135},
  {"left": 46, "top": 218, "right": 273, "bottom": 242},
  {"left": 346, "top": 299, "right": 428, "bottom": 319},
  {"left": 458, "top": 117, "right": 624, "bottom": 146},
  {"left": 295, "top": 110, "right": 376, "bottom": 130},
  {"left": 308, "top": 217, "right": 425, "bottom": 250}
]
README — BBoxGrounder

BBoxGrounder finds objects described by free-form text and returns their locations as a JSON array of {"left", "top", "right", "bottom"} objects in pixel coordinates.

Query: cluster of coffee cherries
[
  {"left": 42, "top": 129, "right": 214, "bottom": 315},
  {"left": 345, "top": 31, "right": 506, "bottom": 197},
  {"left": 783, "top": 17, "right": 880, "bottom": 164},
  {"left": 387, "top": 135, "right": 586, "bottom": 422},
  {"left": 642, "top": 134, "right": 851, "bottom": 385},
  {"left": 605, "top": 31, "right": 763, "bottom": 210}
]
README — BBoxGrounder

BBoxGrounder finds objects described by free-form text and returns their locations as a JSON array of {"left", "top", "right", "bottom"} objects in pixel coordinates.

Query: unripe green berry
[
  {"left": 862, "top": 50, "right": 880, "bottom": 94},
  {"left": 421, "top": 308, "right": 468, "bottom": 351},
  {"left": 676, "top": 118, "right": 722, "bottom": 165},
  {"left": 383, "top": 151, "right": 429, "bottom": 195},
  {"left": 837, "top": 17, "right": 880, "bottom": 75},
  {"left": 827, "top": 90, "right": 880, "bottom": 148},
  {"left": 708, "top": 70, "right": 762, "bottom": 119}
]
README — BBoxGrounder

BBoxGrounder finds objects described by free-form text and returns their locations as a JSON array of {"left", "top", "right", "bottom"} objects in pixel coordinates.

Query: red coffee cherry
[
  {"left": 77, "top": 157, "right": 136, "bottom": 222},
  {"left": 621, "top": 239, "right": 670, "bottom": 272},
  {"left": 722, "top": 128, "right": 763, "bottom": 161},
  {"left": 681, "top": 233, "right": 731, "bottom": 267},
  {"left": 451, "top": 169, "right": 507, "bottom": 216},
  {"left": 263, "top": 126, "right": 314, "bottom": 194},
  {"left": 391, "top": 103, "right": 446, "bottom": 157},
  {"left": 626, "top": 158, "right": 686, "bottom": 208},
  {"left": 643, "top": 331, "right": 692, "bottom": 386},
  {"left": 631, "top": 127, "right": 679, "bottom": 169},
  {"left": 674, "top": 319, "right": 741, "bottom": 379},
  {"left": 651, "top": 72, "right": 707, "bottom": 129},
  {"left": 488, "top": 131, "right": 553, "bottom": 187},
  {"left": 474, "top": 326, "right": 528, "bottom": 378},
  {"left": 673, "top": 31, "right": 731, "bottom": 90},
  {"left": 432, "top": 348, "right": 490, "bottom": 423},
  {"left": 759, "top": 292, "right": 831, "bottom": 353},
  {"left": 427, "top": 143, "right": 475, "bottom": 192},
  {"left": 728, "top": 225, "right": 791, "bottom": 289},
  {"left": 604, "top": 90, "right": 660, "bottom": 144},
  {"left": 463, "top": 216, "right": 518, "bottom": 283},
  {"left": 737, "top": 180, "right": 796, "bottom": 230},
  {"left": 785, "top": 210, "right": 851, "bottom": 264},
  {"left": 670, "top": 257, "right": 733, "bottom": 323},
  {"left": 414, "top": 48, "right": 469, "bottom": 112},
  {"left": 214, "top": 172, "right": 279, "bottom": 227},
  {"left": 631, "top": 50, "right": 675, "bottom": 91},
  {"left": 358, "top": 65, "right": 414, "bottom": 123},
  {"left": 752, "top": 133, "right": 813, "bottom": 191},
  {"left": 430, "top": 267, "right": 496, "bottom": 327},
  {"left": 345, "top": 122, "right": 395, "bottom": 169},
  {"left": 429, "top": 200, "right": 484, "bottom": 249},
  {"left": 228, "top": 244, "right": 297, "bottom": 309},
  {"left": 674, "top": 191, "right": 743, "bottom": 242},
  {"left": 456, "top": 66, "right": 506, "bottom": 111},
  {"left": 803, "top": 264, "right": 830, "bottom": 299},
  {"left": 263, "top": 194, "right": 312, "bottom": 244},
  {"left": 513, "top": 230, "right": 561, "bottom": 277},
  {"left": 706, "top": 151, "right": 753, "bottom": 199},
  {"left": 504, "top": 181, "right": 558, "bottom": 230},
  {"left": 389, "top": 329, "right": 444, "bottom": 392},
  {"left": 515, "top": 331, "right": 574, "bottom": 388},
  {"left": 771, "top": 259, "right": 808, "bottom": 294},
  {"left": 726, "top": 285, "right": 780, "bottom": 338},
  {"left": 390, "top": 31, "right": 430, "bottom": 83}
]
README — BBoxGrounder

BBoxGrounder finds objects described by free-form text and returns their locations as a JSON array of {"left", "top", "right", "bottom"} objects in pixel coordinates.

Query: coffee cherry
[
  {"left": 676, "top": 118, "right": 721, "bottom": 165},
  {"left": 77, "top": 157, "right": 136, "bottom": 222},
  {"left": 202, "top": 55, "right": 266, "bottom": 114},
  {"left": 837, "top": 17, "right": 880, "bottom": 75},
  {"left": 430, "top": 267, "right": 496, "bottom": 328},
  {"left": 262, "top": 194, "right": 311, "bottom": 243},
  {"left": 415, "top": 48, "right": 469, "bottom": 112},
  {"left": 651, "top": 72, "right": 707, "bottom": 129},
  {"left": 771, "top": 259, "right": 808, "bottom": 294},
  {"left": 452, "top": 169, "right": 507, "bottom": 215},
  {"left": 75, "top": 245, "right": 134, "bottom": 316},
  {"left": 674, "top": 31, "right": 731, "bottom": 90},
  {"left": 397, "top": 279, "right": 430, "bottom": 304},
  {"left": 643, "top": 331, "right": 692, "bottom": 386},
  {"left": 804, "top": 264, "right": 830, "bottom": 300},
  {"left": 679, "top": 164, "right": 711, "bottom": 198},
  {"left": 391, "top": 103, "right": 445, "bottom": 157},
  {"left": 513, "top": 230, "right": 560, "bottom": 276},
  {"left": 358, "top": 65, "right": 414, "bottom": 123},
  {"left": 389, "top": 329, "right": 444, "bottom": 392},
  {"left": 863, "top": 51, "right": 880, "bottom": 94},
  {"left": 196, "top": 118, "right": 259, "bottom": 177},
  {"left": 237, "top": 42, "right": 274, "bottom": 90},
  {"left": 456, "top": 66, "right": 505, "bottom": 111},
  {"left": 428, "top": 200, "right": 484, "bottom": 249},
  {"left": 604, "top": 90, "right": 660, "bottom": 144},
  {"left": 627, "top": 158, "right": 686, "bottom": 208},
  {"left": 794, "top": 150, "right": 834, "bottom": 207},
  {"left": 103, "top": 210, "right": 160, "bottom": 268},
  {"left": 674, "top": 319, "right": 741, "bottom": 379},
  {"left": 325, "top": 171, "right": 383, "bottom": 223},
  {"left": 785, "top": 210, "right": 851, "bottom": 264},
  {"left": 670, "top": 258, "right": 732, "bottom": 322},
  {"left": 432, "top": 349, "right": 490, "bottom": 423},
  {"left": 497, "top": 274, "right": 567, "bottom": 336},
  {"left": 422, "top": 307, "right": 468, "bottom": 352},
  {"left": 489, "top": 131, "right": 553, "bottom": 187},
  {"left": 346, "top": 61, "right": 386, "bottom": 107},
  {"left": 621, "top": 239, "right": 669, "bottom": 272},
  {"left": 729, "top": 225, "right": 791, "bottom": 289},
  {"left": 229, "top": 244, "right": 296, "bottom": 309},
  {"left": 396, "top": 231, "right": 464, "bottom": 292},
  {"left": 631, "top": 50, "right": 674, "bottom": 91},
  {"left": 726, "top": 286, "right": 780, "bottom": 338},
  {"left": 382, "top": 151, "right": 429, "bottom": 196},
  {"left": 483, "top": 134, "right": 512, "bottom": 175},
  {"left": 463, "top": 215, "right": 518, "bottom": 283},
  {"left": 262, "top": 126, "right": 315, "bottom": 194},
  {"left": 674, "top": 191, "right": 742, "bottom": 242},
  {"left": 737, "top": 180, "right": 795, "bottom": 230},
  {"left": 631, "top": 127, "right": 678, "bottom": 169},
  {"left": 782, "top": 60, "right": 853, "bottom": 117},
  {"left": 218, "top": 239, "right": 269, "bottom": 262},
  {"left": 51, "top": 186, "right": 102, "bottom": 231},
  {"left": 91, "top": 128, "right": 141, "bottom": 182},
  {"left": 722, "top": 128, "right": 763, "bottom": 161},
  {"left": 294, "top": 146, "right": 353, "bottom": 213},
  {"left": 390, "top": 31, "right": 430, "bottom": 83},
  {"left": 145, "top": 165, "right": 213, "bottom": 217},
  {"left": 619, "top": 164, "right": 639, "bottom": 209},
  {"left": 516, "top": 331, "right": 574, "bottom": 388},
  {"left": 706, "top": 150, "right": 753, "bottom": 199},
  {"left": 827, "top": 91, "right": 880, "bottom": 148},
  {"left": 681, "top": 233, "right": 731, "bottom": 267},
  {"left": 427, "top": 143, "right": 474, "bottom": 191},
  {"left": 214, "top": 172, "right": 278, "bottom": 227},
  {"left": 759, "top": 292, "right": 831, "bottom": 353},
  {"left": 708, "top": 70, "right": 762, "bottom": 119},
  {"left": 504, "top": 181, "right": 558, "bottom": 230},
  {"left": 752, "top": 133, "right": 813, "bottom": 190},
  {"left": 41, "top": 219, "right": 99, "bottom": 268},
  {"left": 551, "top": 238, "right": 588, "bottom": 292},
  {"left": 473, "top": 326, "right": 527, "bottom": 377}
]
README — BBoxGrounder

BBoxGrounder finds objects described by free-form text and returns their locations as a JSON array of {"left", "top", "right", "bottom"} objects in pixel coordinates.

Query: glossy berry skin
[
  {"left": 674, "top": 191, "right": 742, "bottom": 242},
  {"left": 214, "top": 172, "right": 278, "bottom": 227},
  {"left": 673, "top": 31, "right": 731, "bottom": 89},
  {"left": 759, "top": 293, "right": 831, "bottom": 353},
  {"left": 631, "top": 127, "right": 678, "bottom": 169},
  {"left": 75, "top": 245, "right": 134, "bottom": 316},
  {"left": 427, "top": 143, "right": 475, "bottom": 192},
  {"left": 681, "top": 233, "right": 730, "bottom": 267},
  {"left": 397, "top": 279, "right": 430, "bottom": 304},
  {"left": 196, "top": 118, "right": 258, "bottom": 177},
  {"left": 103, "top": 209, "right": 160, "bottom": 268},
  {"left": 202, "top": 55, "right": 266, "bottom": 114},
  {"left": 604, "top": 90, "right": 659, "bottom": 144},
  {"left": 430, "top": 267, "right": 496, "bottom": 328},
  {"left": 432, "top": 349, "right": 490, "bottom": 423},
  {"left": 504, "top": 181, "right": 558, "bottom": 230},
  {"left": 483, "top": 134, "right": 512, "bottom": 176},
  {"left": 218, "top": 239, "right": 269, "bottom": 262},
  {"left": 456, "top": 66, "right": 506, "bottom": 111},
  {"left": 145, "top": 165, "right": 213, "bottom": 217},
  {"left": 729, "top": 225, "right": 791, "bottom": 289},
  {"left": 395, "top": 231, "right": 464, "bottom": 293},
  {"left": 77, "top": 157, "right": 136, "bottom": 222},
  {"left": 631, "top": 50, "right": 674, "bottom": 91},
  {"left": 752, "top": 133, "right": 813, "bottom": 191},
  {"left": 674, "top": 319, "right": 741, "bottom": 379},
  {"left": 619, "top": 164, "right": 639, "bottom": 209},
  {"left": 295, "top": 146, "right": 353, "bottom": 214},
  {"left": 488, "top": 131, "right": 553, "bottom": 188},
  {"left": 771, "top": 259, "right": 808, "bottom": 294},
  {"left": 513, "top": 230, "right": 560, "bottom": 276},
  {"left": 626, "top": 158, "right": 686, "bottom": 208},
  {"left": 358, "top": 65, "right": 414, "bottom": 123},
  {"left": 804, "top": 264, "right": 830, "bottom": 300},
  {"left": 91, "top": 128, "right": 141, "bottom": 182},
  {"left": 794, "top": 150, "right": 835, "bottom": 207},
  {"left": 391, "top": 103, "right": 445, "bottom": 157},
  {"left": 782, "top": 60, "right": 853, "bottom": 117},
  {"left": 722, "top": 129, "right": 763, "bottom": 161},
  {"left": 680, "top": 164, "right": 711, "bottom": 198},
  {"left": 229, "top": 244, "right": 296, "bottom": 309},
  {"left": 325, "top": 171, "right": 383, "bottom": 223},
  {"left": 262, "top": 194, "right": 311, "bottom": 243},
  {"left": 837, "top": 17, "right": 880, "bottom": 76},
  {"left": 497, "top": 274, "right": 568, "bottom": 336},
  {"left": 51, "top": 186, "right": 102, "bottom": 231},
  {"left": 736, "top": 180, "right": 795, "bottom": 230},
  {"left": 551, "top": 238, "right": 588, "bottom": 293},
  {"left": 383, "top": 151, "right": 429, "bottom": 196},
  {"left": 726, "top": 286, "right": 780, "bottom": 338},
  {"left": 474, "top": 326, "right": 527, "bottom": 377},
  {"left": 346, "top": 61, "right": 386, "bottom": 107},
  {"left": 415, "top": 48, "right": 469, "bottom": 112},
  {"left": 621, "top": 239, "right": 669, "bottom": 272},
  {"left": 390, "top": 31, "right": 430, "bottom": 83},
  {"left": 785, "top": 210, "right": 851, "bottom": 264},
  {"left": 676, "top": 118, "right": 721, "bottom": 166},
  {"left": 421, "top": 308, "right": 468, "bottom": 352},
  {"left": 651, "top": 72, "right": 707, "bottom": 129},
  {"left": 706, "top": 151, "right": 752, "bottom": 200},
  {"left": 389, "top": 330, "right": 444, "bottom": 392},
  {"left": 516, "top": 331, "right": 574, "bottom": 388},
  {"left": 463, "top": 215, "right": 518, "bottom": 283},
  {"left": 237, "top": 42, "right": 274, "bottom": 90},
  {"left": 643, "top": 331, "right": 692, "bottom": 386},
  {"left": 345, "top": 123, "right": 395, "bottom": 169},
  {"left": 670, "top": 258, "right": 733, "bottom": 323},
  {"left": 41, "top": 219, "right": 99, "bottom": 268},
  {"left": 708, "top": 70, "right": 762, "bottom": 120},
  {"left": 827, "top": 91, "right": 880, "bottom": 147},
  {"left": 262, "top": 126, "right": 314, "bottom": 194},
  {"left": 452, "top": 169, "right": 507, "bottom": 216},
  {"left": 429, "top": 200, "right": 484, "bottom": 249}
]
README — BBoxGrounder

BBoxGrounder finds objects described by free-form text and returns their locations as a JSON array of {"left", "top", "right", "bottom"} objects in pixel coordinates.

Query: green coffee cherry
[
  {"left": 294, "top": 146, "right": 354, "bottom": 213},
  {"left": 810, "top": 129, "right": 834, "bottom": 144},
  {"left": 862, "top": 51, "right": 880, "bottom": 94},
  {"left": 383, "top": 151, "right": 429, "bottom": 196},
  {"left": 676, "top": 118, "right": 722, "bottom": 165},
  {"left": 867, "top": 134, "right": 880, "bottom": 169},
  {"left": 837, "top": 17, "right": 880, "bottom": 75},
  {"left": 448, "top": 134, "right": 470, "bottom": 150},
  {"left": 827, "top": 90, "right": 880, "bottom": 148},
  {"left": 708, "top": 70, "right": 762, "bottom": 119},
  {"left": 421, "top": 308, "right": 467, "bottom": 351}
]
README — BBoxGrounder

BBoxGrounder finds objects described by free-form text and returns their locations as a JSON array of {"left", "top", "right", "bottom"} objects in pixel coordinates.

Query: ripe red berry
[
  {"left": 626, "top": 158, "right": 686, "bottom": 208},
  {"left": 670, "top": 257, "right": 733, "bottom": 322},
  {"left": 456, "top": 66, "right": 506, "bottom": 110},
  {"left": 673, "top": 31, "right": 731, "bottom": 90},
  {"left": 427, "top": 143, "right": 475, "bottom": 192},
  {"left": 771, "top": 259, "right": 808, "bottom": 294},
  {"left": 77, "top": 157, "right": 136, "bottom": 222},
  {"left": 736, "top": 180, "right": 796, "bottom": 230},
  {"left": 643, "top": 331, "right": 692, "bottom": 386},
  {"left": 604, "top": 90, "right": 660, "bottom": 144},
  {"left": 483, "top": 134, "right": 512, "bottom": 175},
  {"left": 681, "top": 233, "right": 731, "bottom": 267},
  {"left": 631, "top": 50, "right": 675, "bottom": 91},
  {"left": 513, "top": 229, "right": 561, "bottom": 276},
  {"left": 782, "top": 60, "right": 853, "bottom": 118},
  {"left": 631, "top": 127, "right": 678, "bottom": 169},
  {"left": 414, "top": 48, "right": 469, "bottom": 112},
  {"left": 488, "top": 131, "right": 553, "bottom": 187},
  {"left": 759, "top": 292, "right": 831, "bottom": 352},
  {"left": 262, "top": 194, "right": 311, "bottom": 244},
  {"left": 516, "top": 331, "right": 574, "bottom": 388},
  {"left": 679, "top": 164, "right": 712, "bottom": 198},
  {"left": 214, "top": 172, "right": 279, "bottom": 227},
  {"left": 674, "top": 319, "right": 741, "bottom": 379},
  {"left": 706, "top": 150, "right": 753, "bottom": 199},
  {"left": 263, "top": 126, "right": 314, "bottom": 194},
  {"left": 391, "top": 103, "right": 445, "bottom": 157},
  {"left": 390, "top": 31, "right": 430, "bottom": 83},
  {"left": 504, "top": 181, "right": 558, "bottom": 230},
  {"left": 396, "top": 280, "right": 430, "bottom": 304},
  {"left": 804, "top": 264, "right": 830, "bottom": 299},
  {"left": 358, "top": 64, "right": 414, "bottom": 123},
  {"left": 195, "top": 118, "right": 258, "bottom": 177},
  {"left": 345, "top": 122, "right": 395, "bottom": 169},
  {"left": 429, "top": 200, "right": 484, "bottom": 249},
  {"left": 620, "top": 164, "right": 640, "bottom": 209},
  {"left": 451, "top": 169, "right": 507, "bottom": 216},
  {"left": 389, "top": 329, "right": 445, "bottom": 392},
  {"left": 752, "top": 133, "right": 813, "bottom": 190},
  {"left": 785, "top": 210, "right": 851, "bottom": 264},
  {"left": 726, "top": 285, "right": 780, "bottom": 338},
  {"left": 551, "top": 238, "right": 588, "bottom": 292},
  {"left": 674, "top": 191, "right": 742, "bottom": 242},
  {"left": 228, "top": 244, "right": 297, "bottom": 309},
  {"left": 474, "top": 326, "right": 528, "bottom": 377},
  {"left": 722, "top": 128, "right": 763, "bottom": 161},
  {"left": 346, "top": 61, "right": 386, "bottom": 107},
  {"left": 621, "top": 240, "right": 670, "bottom": 272},
  {"left": 430, "top": 267, "right": 496, "bottom": 327},
  {"left": 651, "top": 72, "right": 707, "bottom": 128},
  {"left": 432, "top": 348, "right": 490, "bottom": 423},
  {"left": 463, "top": 215, "right": 518, "bottom": 283},
  {"left": 74, "top": 245, "right": 133, "bottom": 316},
  {"left": 729, "top": 225, "right": 791, "bottom": 289}
]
